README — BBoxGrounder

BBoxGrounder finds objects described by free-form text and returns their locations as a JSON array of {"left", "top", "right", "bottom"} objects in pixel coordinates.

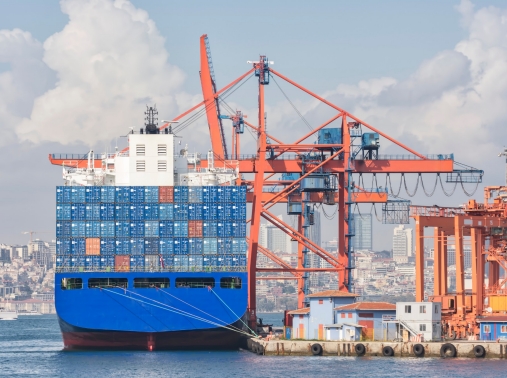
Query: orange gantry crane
[
  {"left": 49, "top": 35, "right": 482, "bottom": 330},
  {"left": 412, "top": 185, "right": 507, "bottom": 339}
]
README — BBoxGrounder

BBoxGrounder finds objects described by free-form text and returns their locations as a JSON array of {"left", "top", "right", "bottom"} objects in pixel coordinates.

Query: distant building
[
  {"left": 393, "top": 225, "right": 413, "bottom": 258},
  {"left": 259, "top": 215, "right": 292, "bottom": 253},
  {"left": 353, "top": 213, "right": 372, "bottom": 251},
  {"left": 446, "top": 245, "right": 471, "bottom": 269}
]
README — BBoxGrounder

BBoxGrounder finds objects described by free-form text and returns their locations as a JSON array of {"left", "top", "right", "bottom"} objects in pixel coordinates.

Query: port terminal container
[
  {"left": 71, "top": 187, "right": 86, "bottom": 203},
  {"left": 203, "top": 238, "right": 218, "bottom": 254},
  {"left": 86, "top": 204, "right": 101, "bottom": 220},
  {"left": 114, "top": 204, "right": 130, "bottom": 220},
  {"left": 159, "top": 186, "right": 174, "bottom": 203},
  {"left": 71, "top": 238, "right": 86, "bottom": 255},
  {"left": 188, "top": 187, "right": 203, "bottom": 203},
  {"left": 115, "top": 222, "right": 130, "bottom": 237},
  {"left": 174, "top": 238, "right": 189, "bottom": 254},
  {"left": 85, "top": 238, "right": 100, "bottom": 255},
  {"left": 173, "top": 221, "right": 189, "bottom": 237},
  {"left": 100, "top": 221, "right": 115, "bottom": 237},
  {"left": 71, "top": 204, "right": 86, "bottom": 220},
  {"left": 71, "top": 222, "right": 86, "bottom": 237},
  {"left": 203, "top": 204, "right": 217, "bottom": 220},
  {"left": 144, "top": 238, "right": 159, "bottom": 254},
  {"left": 188, "top": 238, "right": 203, "bottom": 254},
  {"left": 100, "top": 204, "right": 115, "bottom": 220},
  {"left": 203, "top": 186, "right": 218, "bottom": 203},
  {"left": 317, "top": 128, "right": 342, "bottom": 145},
  {"left": 99, "top": 238, "right": 115, "bottom": 255},
  {"left": 174, "top": 186, "right": 189, "bottom": 203},
  {"left": 203, "top": 221, "right": 217, "bottom": 237},
  {"left": 159, "top": 204, "right": 174, "bottom": 220},
  {"left": 115, "top": 187, "right": 131, "bottom": 203},
  {"left": 130, "top": 256, "right": 145, "bottom": 271},
  {"left": 100, "top": 255, "right": 115, "bottom": 270},
  {"left": 173, "top": 204, "right": 189, "bottom": 220},
  {"left": 159, "top": 221, "right": 174, "bottom": 237},
  {"left": 114, "top": 255, "right": 130, "bottom": 272},
  {"left": 300, "top": 175, "right": 329, "bottom": 192},
  {"left": 85, "top": 256, "right": 101, "bottom": 270},
  {"left": 115, "top": 239, "right": 130, "bottom": 255},
  {"left": 129, "top": 221, "right": 145, "bottom": 237},
  {"left": 100, "top": 187, "right": 116, "bottom": 203},
  {"left": 144, "top": 221, "right": 160, "bottom": 237},
  {"left": 56, "top": 222, "right": 72, "bottom": 238},
  {"left": 56, "top": 205, "right": 71, "bottom": 220},
  {"left": 159, "top": 238, "right": 174, "bottom": 254},
  {"left": 85, "top": 187, "right": 101, "bottom": 203},
  {"left": 129, "top": 187, "right": 144, "bottom": 203},
  {"left": 129, "top": 205, "right": 144, "bottom": 220},
  {"left": 130, "top": 238, "right": 145, "bottom": 255},
  {"left": 287, "top": 194, "right": 302, "bottom": 214},
  {"left": 56, "top": 186, "right": 72, "bottom": 203}
]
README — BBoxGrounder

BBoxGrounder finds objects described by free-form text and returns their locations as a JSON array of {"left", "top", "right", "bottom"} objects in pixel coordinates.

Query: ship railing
[{"left": 55, "top": 266, "right": 247, "bottom": 273}]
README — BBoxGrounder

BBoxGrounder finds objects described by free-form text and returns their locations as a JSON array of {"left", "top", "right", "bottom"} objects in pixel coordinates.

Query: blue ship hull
[{"left": 56, "top": 272, "right": 248, "bottom": 350}]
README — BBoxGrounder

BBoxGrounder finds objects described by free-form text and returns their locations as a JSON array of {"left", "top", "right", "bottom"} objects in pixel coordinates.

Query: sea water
[{"left": 0, "top": 315, "right": 505, "bottom": 378}]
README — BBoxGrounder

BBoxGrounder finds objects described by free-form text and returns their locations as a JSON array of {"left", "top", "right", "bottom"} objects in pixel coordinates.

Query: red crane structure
[{"left": 49, "top": 35, "right": 483, "bottom": 330}]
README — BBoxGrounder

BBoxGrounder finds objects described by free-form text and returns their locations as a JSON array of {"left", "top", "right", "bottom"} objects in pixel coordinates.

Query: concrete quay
[{"left": 247, "top": 339, "right": 507, "bottom": 358}]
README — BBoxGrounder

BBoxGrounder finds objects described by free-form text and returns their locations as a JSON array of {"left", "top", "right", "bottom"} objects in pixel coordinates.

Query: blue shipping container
[
  {"left": 202, "top": 204, "right": 217, "bottom": 220},
  {"left": 173, "top": 204, "right": 189, "bottom": 220},
  {"left": 71, "top": 187, "right": 86, "bottom": 203},
  {"left": 100, "top": 255, "right": 115, "bottom": 269},
  {"left": 85, "top": 256, "right": 101, "bottom": 270},
  {"left": 85, "top": 187, "right": 101, "bottom": 203},
  {"left": 100, "top": 204, "right": 115, "bottom": 220},
  {"left": 144, "top": 204, "right": 159, "bottom": 220},
  {"left": 217, "top": 187, "right": 226, "bottom": 203},
  {"left": 173, "top": 221, "right": 188, "bottom": 237},
  {"left": 203, "top": 238, "right": 218, "bottom": 254},
  {"left": 130, "top": 238, "right": 145, "bottom": 255},
  {"left": 188, "top": 187, "right": 203, "bottom": 203},
  {"left": 188, "top": 203, "right": 203, "bottom": 220},
  {"left": 100, "top": 221, "right": 115, "bottom": 237},
  {"left": 130, "top": 186, "right": 145, "bottom": 203},
  {"left": 56, "top": 222, "right": 71, "bottom": 238},
  {"left": 188, "top": 238, "right": 203, "bottom": 254},
  {"left": 71, "top": 238, "right": 86, "bottom": 255},
  {"left": 217, "top": 205, "right": 228, "bottom": 220},
  {"left": 71, "top": 222, "right": 86, "bottom": 237},
  {"left": 56, "top": 255, "right": 71, "bottom": 269},
  {"left": 71, "top": 204, "right": 86, "bottom": 221},
  {"left": 56, "top": 205, "right": 72, "bottom": 220},
  {"left": 130, "top": 256, "right": 145, "bottom": 270},
  {"left": 85, "top": 221, "right": 101, "bottom": 237},
  {"left": 159, "top": 238, "right": 174, "bottom": 255},
  {"left": 231, "top": 222, "right": 247, "bottom": 237},
  {"left": 129, "top": 221, "right": 144, "bottom": 237},
  {"left": 85, "top": 204, "right": 101, "bottom": 220},
  {"left": 144, "top": 238, "right": 159, "bottom": 254},
  {"left": 115, "top": 221, "right": 130, "bottom": 237},
  {"left": 217, "top": 238, "right": 226, "bottom": 254},
  {"left": 56, "top": 239, "right": 71, "bottom": 255},
  {"left": 130, "top": 204, "right": 144, "bottom": 221},
  {"left": 115, "top": 238, "right": 130, "bottom": 255},
  {"left": 173, "top": 237, "right": 189, "bottom": 254},
  {"left": 115, "top": 204, "right": 130, "bottom": 220},
  {"left": 56, "top": 186, "right": 71, "bottom": 204},
  {"left": 174, "top": 186, "right": 189, "bottom": 203},
  {"left": 144, "top": 186, "right": 159, "bottom": 203},
  {"left": 188, "top": 255, "right": 203, "bottom": 270},
  {"left": 71, "top": 256, "right": 86, "bottom": 268},
  {"left": 159, "top": 204, "right": 173, "bottom": 220},
  {"left": 203, "top": 221, "right": 217, "bottom": 237},
  {"left": 160, "top": 254, "right": 173, "bottom": 268},
  {"left": 115, "top": 186, "right": 131, "bottom": 203},
  {"left": 100, "top": 238, "right": 115, "bottom": 254},
  {"left": 144, "top": 221, "right": 160, "bottom": 237},
  {"left": 159, "top": 221, "right": 174, "bottom": 237},
  {"left": 203, "top": 186, "right": 218, "bottom": 203},
  {"left": 100, "top": 186, "right": 116, "bottom": 203}
]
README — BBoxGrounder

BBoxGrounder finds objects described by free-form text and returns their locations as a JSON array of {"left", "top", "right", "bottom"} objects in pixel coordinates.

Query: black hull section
[{"left": 58, "top": 317, "right": 248, "bottom": 351}]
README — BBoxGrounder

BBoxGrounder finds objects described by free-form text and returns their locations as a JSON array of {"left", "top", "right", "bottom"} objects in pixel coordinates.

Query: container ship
[{"left": 53, "top": 107, "right": 249, "bottom": 350}]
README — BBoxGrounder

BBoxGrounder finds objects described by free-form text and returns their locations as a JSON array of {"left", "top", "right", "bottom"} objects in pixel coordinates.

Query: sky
[{"left": 1, "top": 0, "right": 507, "bottom": 249}]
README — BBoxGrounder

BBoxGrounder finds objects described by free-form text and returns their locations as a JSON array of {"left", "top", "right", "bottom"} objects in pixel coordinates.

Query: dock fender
[
  {"left": 256, "top": 344, "right": 264, "bottom": 355},
  {"left": 354, "top": 343, "right": 366, "bottom": 356},
  {"left": 311, "top": 343, "right": 323, "bottom": 356},
  {"left": 413, "top": 343, "right": 425, "bottom": 357},
  {"left": 382, "top": 345, "right": 394, "bottom": 357},
  {"left": 440, "top": 343, "right": 457, "bottom": 358},
  {"left": 473, "top": 345, "right": 486, "bottom": 358}
]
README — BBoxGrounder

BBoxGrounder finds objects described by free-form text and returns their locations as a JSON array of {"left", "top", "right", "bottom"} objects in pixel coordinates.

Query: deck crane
[{"left": 48, "top": 35, "right": 484, "bottom": 331}]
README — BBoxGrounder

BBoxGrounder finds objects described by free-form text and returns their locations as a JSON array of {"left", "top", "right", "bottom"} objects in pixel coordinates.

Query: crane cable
[
  {"left": 420, "top": 173, "right": 439, "bottom": 197},
  {"left": 403, "top": 174, "right": 420, "bottom": 197}
]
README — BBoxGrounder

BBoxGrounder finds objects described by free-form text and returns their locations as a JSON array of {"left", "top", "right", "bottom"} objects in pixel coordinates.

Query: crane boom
[{"left": 199, "top": 34, "right": 228, "bottom": 158}]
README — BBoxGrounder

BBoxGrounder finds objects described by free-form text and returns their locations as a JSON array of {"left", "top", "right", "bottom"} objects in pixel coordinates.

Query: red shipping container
[
  {"left": 194, "top": 220, "right": 203, "bottom": 237},
  {"left": 188, "top": 221, "right": 196, "bottom": 237},
  {"left": 85, "top": 238, "right": 100, "bottom": 255},
  {"left": 159, "top": 186, "right": 174, "bottom": 203},
  {"left": 115, "top": 255, "right": 130, "bottom": 272}
]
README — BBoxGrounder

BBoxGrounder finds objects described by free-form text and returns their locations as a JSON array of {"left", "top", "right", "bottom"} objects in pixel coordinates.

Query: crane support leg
[{"left": 415, "top": 219, "right": 425, "bottom": 301}]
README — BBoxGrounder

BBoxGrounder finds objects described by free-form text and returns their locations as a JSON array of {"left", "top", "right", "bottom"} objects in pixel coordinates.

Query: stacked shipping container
[{"left": 55, "top": 186, "right": 248, "bottom": 272}]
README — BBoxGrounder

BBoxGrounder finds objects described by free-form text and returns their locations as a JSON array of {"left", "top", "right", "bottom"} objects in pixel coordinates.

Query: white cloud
[{"left": 16, "top": 0, "right": 186, "bottom": 147}]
